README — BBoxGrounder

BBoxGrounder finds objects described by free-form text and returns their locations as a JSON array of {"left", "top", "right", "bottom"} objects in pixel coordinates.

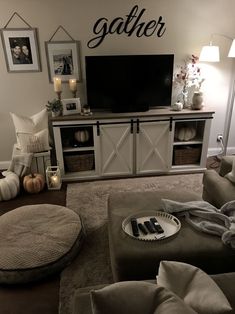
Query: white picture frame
[
  {"left": 62, "top": 98, "right": 81, "bottom": 116},
  {"left": 0, "top": 28, "right": 41, "bottom": 72},
  {"left": 45, "top": 41, "right": 81, "bottom": 83}
]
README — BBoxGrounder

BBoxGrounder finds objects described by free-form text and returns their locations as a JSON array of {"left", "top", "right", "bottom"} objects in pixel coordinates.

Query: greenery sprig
[{"left": 46, "top": 99, "right": 63, "bottom": 112}]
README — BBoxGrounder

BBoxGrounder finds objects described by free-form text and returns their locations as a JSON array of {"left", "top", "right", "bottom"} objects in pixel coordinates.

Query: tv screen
[{"left": 85, "top": 54, "right": 174, "bottom": 113}]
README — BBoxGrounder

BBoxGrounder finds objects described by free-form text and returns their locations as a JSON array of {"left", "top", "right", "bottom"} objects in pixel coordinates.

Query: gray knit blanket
[
  {"left": 8, "top": 152, "right": 32, "bottom": 177},
  {"left": 161, "top": 199, "right": 235, "bottom": 249}
]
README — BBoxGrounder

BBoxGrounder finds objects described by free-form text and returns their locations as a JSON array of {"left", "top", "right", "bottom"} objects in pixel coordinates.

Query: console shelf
[{"left": 52, "top": 108, "right": 214, "bottom": 181}]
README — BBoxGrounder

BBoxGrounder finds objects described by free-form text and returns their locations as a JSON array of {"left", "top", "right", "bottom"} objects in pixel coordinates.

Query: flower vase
[
  {"left": 181, "top": 87, "right": 189, "bottom": 109},
  {"left": 192, "top": 91, "right": 203, "bottom": 110}
]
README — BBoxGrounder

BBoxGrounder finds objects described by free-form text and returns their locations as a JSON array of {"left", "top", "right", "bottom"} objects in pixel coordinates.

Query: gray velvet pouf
[{"left": 0, "top": 204, "right": 85, "bottom": 284}]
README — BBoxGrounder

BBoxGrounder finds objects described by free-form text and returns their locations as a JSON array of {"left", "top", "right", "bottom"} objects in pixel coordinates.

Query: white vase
[{"left": 192, "top": 91, "right": 203, "bottom": 110}]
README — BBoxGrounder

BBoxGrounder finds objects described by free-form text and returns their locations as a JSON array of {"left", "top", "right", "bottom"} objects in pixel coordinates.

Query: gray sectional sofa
[{"left": 203, "top": 156, "right": 235, "bottom": 208}]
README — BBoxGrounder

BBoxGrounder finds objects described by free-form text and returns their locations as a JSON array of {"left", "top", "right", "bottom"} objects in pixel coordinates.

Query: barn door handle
[
  {"left": 130, "top": 119, "right": 134, "bottom": 134},
  {"left": 96, "top": 121, "right": 100, "bottom": 136},
  {"left": 136, "top": 119, "right": 140, "bottom": 134}
]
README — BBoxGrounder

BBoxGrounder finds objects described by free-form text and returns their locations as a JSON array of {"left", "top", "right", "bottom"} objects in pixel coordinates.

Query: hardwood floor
[{"left": 0, "top": 276, "right": 60, "bottom": 314}]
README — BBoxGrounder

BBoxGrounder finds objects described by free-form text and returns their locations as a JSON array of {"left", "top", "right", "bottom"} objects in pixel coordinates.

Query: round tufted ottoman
[{"left": 0, "top": 204, "right": 85, "bottom": 284}]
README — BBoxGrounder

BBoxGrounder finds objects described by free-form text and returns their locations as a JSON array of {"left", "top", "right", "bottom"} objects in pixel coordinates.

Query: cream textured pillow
[
  {"left": 157, "top": 260, "right": 232, "bottom": 314},
  {"left": 225, "top": 157, "right": 235, "bottom": 183},
  {"left": 17, "top": 129, "right": 51, "bottom": 153},
  {"left": 91, "top": 281, "right": 197, "bottom": 314},
  {"left": 10, "top": 109, "right": 49, "bottom": 150}
]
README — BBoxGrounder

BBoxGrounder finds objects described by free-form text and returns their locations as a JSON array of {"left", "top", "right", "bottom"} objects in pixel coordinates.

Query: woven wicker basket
[
  {"left": 64, "top": 154, "right": 94, "bottom": 172},
  {"left": 174, "top": 146, "right": 201, "bottom": 165}
]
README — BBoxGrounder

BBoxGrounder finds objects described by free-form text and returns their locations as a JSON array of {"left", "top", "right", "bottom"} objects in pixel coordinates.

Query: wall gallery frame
[
  {"left": 0, "top": 28, "right": 41, "bottom": 72},
  {"left": 45, "top": 41, "right": 81, "bottom": 83}
]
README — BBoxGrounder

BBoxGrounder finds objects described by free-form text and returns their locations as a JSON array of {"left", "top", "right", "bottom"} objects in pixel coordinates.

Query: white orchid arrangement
[{"left": 174, "top": 55, "right": 205, "bottom": 105}]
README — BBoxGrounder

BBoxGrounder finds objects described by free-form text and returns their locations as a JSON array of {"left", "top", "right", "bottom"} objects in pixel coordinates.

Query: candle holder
[
  {"left": 56, "top": 91, "right": 62, "bottom": 100},
  {"left": 46, "top": 166, "right": 62, "bottom": 190},
  {"left": 71, "top": 90, "right": 77, "bottom": 98}
]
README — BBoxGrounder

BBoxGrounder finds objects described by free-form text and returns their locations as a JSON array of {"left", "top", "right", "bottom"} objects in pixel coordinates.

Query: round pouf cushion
[{"left": 0, "top": 204, "right": 85, "bottom": 284}]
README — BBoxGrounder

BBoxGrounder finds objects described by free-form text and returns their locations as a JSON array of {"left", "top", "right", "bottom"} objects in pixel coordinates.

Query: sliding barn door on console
[
  {"left": 98, "top": 122, "right": 134, "bottom": 176},
  {"left": 136, "top": 120, "right": 171, "bottom": 174}
]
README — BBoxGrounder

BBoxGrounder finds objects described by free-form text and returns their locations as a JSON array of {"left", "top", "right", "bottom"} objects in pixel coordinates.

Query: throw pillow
[
  {"left": 90, "top": 281, "right": 197, "bottom": 314},
  {"left": 225, "top": 157, "right": 235, "bottom": 183},
  {"left": 17, "top": 129, "right": 51, "bottom": 153},
  {"left": 10, "top": 109, "right": 49, "bottom": 150},
  {"left": 157, "top": 260, "right": 232, "bottom": 314}
]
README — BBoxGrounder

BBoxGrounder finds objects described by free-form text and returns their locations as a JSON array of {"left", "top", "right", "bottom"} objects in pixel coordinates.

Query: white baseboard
[
  {"left": 207, "top": 148, "right": 221, "bottom": 157},
  {"left": 208, "top": 146, "right": 235, "bottom": 157},
  {"left": 0, "top": 161, "right": 10, "bottom": 171}
]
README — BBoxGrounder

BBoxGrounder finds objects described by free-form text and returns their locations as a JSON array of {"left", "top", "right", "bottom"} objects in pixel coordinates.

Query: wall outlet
[{"left": 217, "top": 134, "right": 223, "bottom": 142}]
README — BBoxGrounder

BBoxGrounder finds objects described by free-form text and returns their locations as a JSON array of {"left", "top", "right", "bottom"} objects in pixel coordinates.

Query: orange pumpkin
[{"left": 23, "top": 173, "right": 45, "bottom": 194}]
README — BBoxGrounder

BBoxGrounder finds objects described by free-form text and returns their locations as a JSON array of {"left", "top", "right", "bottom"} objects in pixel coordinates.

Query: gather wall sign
[{"left": 87, "top": 5, "right": 166, "bottom": 48}]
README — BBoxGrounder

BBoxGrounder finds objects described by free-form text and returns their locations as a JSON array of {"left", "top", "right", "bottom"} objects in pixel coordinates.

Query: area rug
[{"left": 59, "top": 173, "right": 203, "bottom": 314}]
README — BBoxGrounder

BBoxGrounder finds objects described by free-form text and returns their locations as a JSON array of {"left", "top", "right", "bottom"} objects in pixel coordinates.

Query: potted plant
[{"left": 46, "top": 99, "right": 63, "bottom": 117}]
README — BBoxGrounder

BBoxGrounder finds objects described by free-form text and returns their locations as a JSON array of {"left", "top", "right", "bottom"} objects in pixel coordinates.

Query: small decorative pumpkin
[
  {"left": 0, "top": 171, "right": 20, "bottom": 201},
  {"left": 176, "top": 127, "right": 196, "bottom": 141},
  {"left": 74, "top": 129, "right": 90, "bottom": 143},
  {"left": 23, "top": 173, "right": 45, "bottom": 194}
]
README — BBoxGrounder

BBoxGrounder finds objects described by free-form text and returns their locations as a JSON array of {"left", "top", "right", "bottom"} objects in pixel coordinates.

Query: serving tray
[{"left": 122, "top": 210, "right": 181, "bottom": 241}]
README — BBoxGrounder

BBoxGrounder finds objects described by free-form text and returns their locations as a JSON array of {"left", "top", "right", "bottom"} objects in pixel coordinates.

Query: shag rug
[{"left": 59, "top": 173, "right": 203, "bottom": 314}]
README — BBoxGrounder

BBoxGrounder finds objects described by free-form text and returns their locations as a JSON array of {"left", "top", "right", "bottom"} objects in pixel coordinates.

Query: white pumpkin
[
  {"left": 74, "top": 129, "right": 90, "bottom": 143},
  {"left": 176, "top": 127, "right": 196, "bottom": 141},
  {"left": 0, "top": 171, "right": 20, "bottom": 201}
]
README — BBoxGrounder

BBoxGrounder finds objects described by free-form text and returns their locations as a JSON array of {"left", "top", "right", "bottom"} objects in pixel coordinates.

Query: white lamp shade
[
  {"left": 199, "top": 45, "right": 220, "bottom": 62},
  {"left": 228, "top": 39, "right": 235, "bottom": 57}
]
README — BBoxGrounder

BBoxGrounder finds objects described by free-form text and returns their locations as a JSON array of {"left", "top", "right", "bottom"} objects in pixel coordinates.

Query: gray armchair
[{"left": 203, "top": 156, "right": 235, "bottom": 208}]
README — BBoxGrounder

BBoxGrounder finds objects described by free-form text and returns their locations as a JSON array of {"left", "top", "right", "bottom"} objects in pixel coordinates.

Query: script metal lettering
[{"left": 87, "top": 5, "right": 166, "bottom": 48}]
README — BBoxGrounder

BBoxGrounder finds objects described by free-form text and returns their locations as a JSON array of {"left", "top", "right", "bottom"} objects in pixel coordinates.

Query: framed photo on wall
[
  {"left": 62, "top": 98, "right": 81, "bottom": 115},
  {"left": 45, "top": 41, "right": 82, "bottom": 83},
  {"left": 0, "top": 28, "right": 41, "bottom": 72}
]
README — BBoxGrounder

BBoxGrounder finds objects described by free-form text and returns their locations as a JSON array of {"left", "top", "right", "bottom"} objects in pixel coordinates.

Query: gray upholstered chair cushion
[
  {"left": 203, "top": 156, "right": 235, "bottom": 207},
  {"left": 157, "top": 261, "right": 232, "bottom": 314},
  {"left": 0, "top": 204, "right": 85, "bottom": 284},
  {"left": 219, "top": 156, "right": 234, "bottom": 177},
  {"left": 90, "top": 281, "right": 196, "bottom": 314},
  {"left": 73, "top": 274, "right": 235, "bottom": 314},
  {"left": 203, "top": 169, "right": 235, "bottom": 208}
]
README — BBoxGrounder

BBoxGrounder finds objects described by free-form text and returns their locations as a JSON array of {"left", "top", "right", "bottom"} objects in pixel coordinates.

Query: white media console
[{"left": 51, "top": 108, "right": 214, "bottom": 181}]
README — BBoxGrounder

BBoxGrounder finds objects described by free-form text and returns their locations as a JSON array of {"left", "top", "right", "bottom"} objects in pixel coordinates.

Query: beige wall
[{"left": 0, "top": 0, "right": 235, "bottom": 167}]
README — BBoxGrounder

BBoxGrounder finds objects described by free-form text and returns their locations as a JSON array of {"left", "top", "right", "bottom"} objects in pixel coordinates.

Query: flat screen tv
[{"left": 85, "top": 54, "right": 174, "bottom": 113}]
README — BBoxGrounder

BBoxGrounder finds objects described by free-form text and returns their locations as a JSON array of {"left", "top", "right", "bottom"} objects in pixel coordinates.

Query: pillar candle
[
  {"left": 69, "top": 79, "right": 77, "bottom": 92},
  {"left": 53, "top": 77, "right": 62, "bottom": 92},
  {"left": 50, "top": 174, "right": 60, "bottom": 188}
]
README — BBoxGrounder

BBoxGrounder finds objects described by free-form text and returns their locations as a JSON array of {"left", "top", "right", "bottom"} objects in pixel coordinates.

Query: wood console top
[{"left": 51, "top": 107, "right": 215, "bottom": 122}]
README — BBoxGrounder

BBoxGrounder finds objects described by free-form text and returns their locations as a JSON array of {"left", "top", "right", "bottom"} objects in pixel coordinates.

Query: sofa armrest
[
  {"left": 219, "top": 156, "right": 234, "bottom": 177},
  {"left": 212, "top": 272, "right": 235, "bottom": 312},
  {"left": 203, "top": 169, "right": 235, "bottom": 208}
]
